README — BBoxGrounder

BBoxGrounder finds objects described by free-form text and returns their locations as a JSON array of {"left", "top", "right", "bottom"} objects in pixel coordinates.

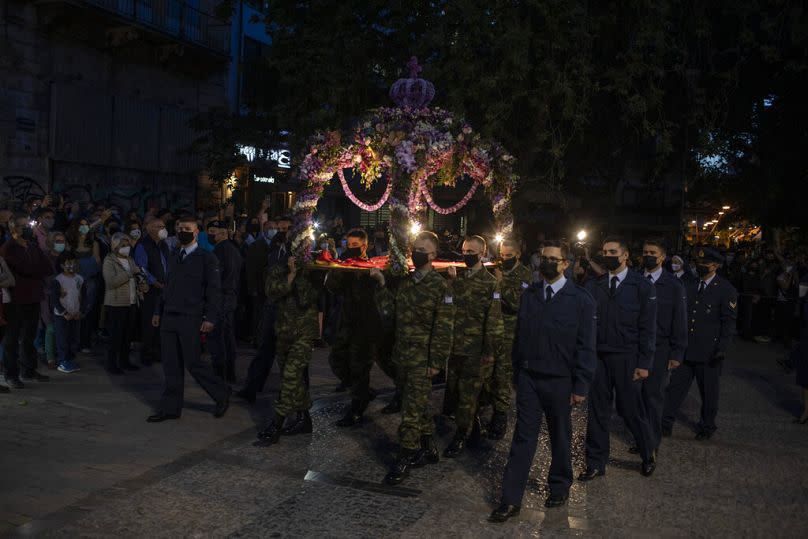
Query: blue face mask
[{"left": 265, "top": 229, "right": 277, "bottom": 240}]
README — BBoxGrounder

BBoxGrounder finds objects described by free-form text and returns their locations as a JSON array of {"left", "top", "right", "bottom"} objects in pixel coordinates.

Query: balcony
[{"left": 82, "top": 0, "right": 230, "bottom": 54}]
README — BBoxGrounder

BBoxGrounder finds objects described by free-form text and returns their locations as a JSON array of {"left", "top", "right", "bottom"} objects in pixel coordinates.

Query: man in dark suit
[
  {"left": 134, "top": 218, "right": 170, "bottom": 365},
  {"left": 662, "top": 247, "right": 737, "bottom": 440},
  {"left": 580, "top": 236, "right": 657, "bottom": 480},
  {"left": 147, "top": 216, "right": 229, "bottom": 422},
  {"left": 633, "top": 239, "right": 688, "bottom": 453},
  {"left": 489, "top": 241, "right": 597, "bottom": 523},
  {"left": 207, "top": 220, "right": 243, "bottom": 383}
]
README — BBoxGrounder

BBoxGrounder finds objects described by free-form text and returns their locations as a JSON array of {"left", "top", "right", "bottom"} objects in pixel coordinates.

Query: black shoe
[
  {"left": 487, "top": 411, "right": 508, "bottom": 440},
  {"left": 544, "top": 493, "right": 569, "bottom": 508},
  {"left": 641, "top": 457, "right": 656, "bottom": 477},
  {"left": 444, "top": 435, "right": 466, "bottom": 458},
  {"left": 282, "top": 411, "right": 313, "bottom": 435},
  {"left": 577, "top": 467, "right": 606, "bottom": 481},
  {"left": 214, "top": 395, "right": 230, "bottom": 418},
  {"left": 5, "top": 378, "right": 24, "bottom": 389},
  {"left": 694, "top": 430, "right": 713, "bottom": 441},
  {"left": 22, "top": 371, "right": 50, "bottom": 382},
  {"left": 468, "top": 416, "right": 485, "bottom": 448},
  {"left": 381, "top": 395, "right": 402, "bottom": 415},
  {"left": 255, "top": 417, "right": 284, "bottom": 447},
  {"left": 628, "top": 445, "right": 640, "bottom": 454},
  {"left": 336, "top": 410, "right": 364, "bottom": 427},
  {"left": 147, "top": 413, "right": 180, "bottom": 423},
  {"left": 661, "top": 426, "right": 672, "bottom": 437},
  {"left": 334, "top": 382, "right": 347, "bottom": 393},
  {"left": 234, "top": 389, "right": 256, "bottom": 405},
  {"left": 384, "top": 448, "right": 415, "bottom": 485},
  {"left": 106, "top": 367, "right": 125, "bottom": 375},
  {"left": 488, "top": 503, "right": 520, "bottom": 523},
  {"left": 121, "top": 363, "right": 139, "bottom": 372},
  {"left": 411, "top": 435, "right": 439, "bottom": 467}
]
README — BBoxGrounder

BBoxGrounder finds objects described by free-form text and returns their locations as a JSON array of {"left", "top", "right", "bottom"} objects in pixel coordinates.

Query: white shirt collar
[
  {"left": 180, "top": 242, "right": 198, "bottom": 256},
  {"left": 644, "top": 267, "right": 663, "bottom": 284},
  {"left": 701, "top": 273, "right": 716, "bottom": 287},
  {"left": 674, "top": 269, "right": 684, "bottom": 278},
  {"left": 543, "top": 275, "right": 567, "bottom": 296},
  {"left": 609, "top": 267, "right": 629, "bottom": 287}
]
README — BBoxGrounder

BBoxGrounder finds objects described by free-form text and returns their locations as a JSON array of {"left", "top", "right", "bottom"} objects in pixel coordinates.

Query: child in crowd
[{"left": 51, "top": 252, "right": 85, "bottom": 373}]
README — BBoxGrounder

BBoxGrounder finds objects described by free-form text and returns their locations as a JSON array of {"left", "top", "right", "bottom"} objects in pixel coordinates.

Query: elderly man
[{"left": 134, "top": 218, "right": 170, "bottom": 365}]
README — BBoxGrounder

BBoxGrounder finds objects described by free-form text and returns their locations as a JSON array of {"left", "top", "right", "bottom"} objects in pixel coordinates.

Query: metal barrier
[{"left": 83, "top": 0, "right": 230, "bottom": 54}]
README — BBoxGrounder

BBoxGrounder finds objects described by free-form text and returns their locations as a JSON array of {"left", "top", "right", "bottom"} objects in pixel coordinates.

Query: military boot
[
  {"left": 411, "top": 434, "right": 440, "bottom": 466},
  {"left": 380, "top": 392, "right": 402, "bottom": 415},
  {"left": 444, "top": 433, "right": 466, "bottom": 458},
  {"left": 384, "top": 448, "right": 416, "bottom": 485},
  {"left": 254, "top": 414, "right": 285, "bottom": 447},
  {"left": 336, "top": 400, "right": 365, "bottom": 427},
  {"left": 467, "top": 415, "right": 485, "bottom": 448},
  {"left": 487, "top": 411, "right": 508, "bottom": 440},
  {"left": 282, "top": 411, "right": 313, "bottom": 435}
]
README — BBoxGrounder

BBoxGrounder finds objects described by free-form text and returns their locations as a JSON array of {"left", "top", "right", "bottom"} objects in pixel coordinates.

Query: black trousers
[
  {"left": 159, "top": 313, "right": 228, "bottom": 415},
  {"left": 641, "top": 347, "right": 672, "bottom": 450},
  {"left": 2, "top": 302, "right": 40, "bottom": 379},
  {"left": 241, "top": 303, "right": 277, "bottom": 398},
  {"left": 585, "top": 352, "right": 654, "bottom": 468},
  {"left": 501, "top": 371, "right": 572, "bottom": 504},
  {"left": 140, "top": 291, "right": 161, "bottom": 364},
  {"left": 209, "top": 309, "right": 237, "bottom": 382},
  {"left": 662, "top": 360, "right": 721, "bottom": 434},
  {"left": 106, "top": 305, "right": 134, "bottom": 370},
  {"left": 328, "top": 328, "right": 379, "bottom": 407}
]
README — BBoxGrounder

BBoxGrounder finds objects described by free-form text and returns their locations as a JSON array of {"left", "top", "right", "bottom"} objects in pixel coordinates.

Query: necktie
[
  {"left": 180, "top": 249, "right": 186, "bottom": 262},
  {"left": 647, "top": 274, "right": 654, "bottom": 283},
  {"left": 610, "top": 276, "right": 618, "bottom": 296},
  {"left": 698, "top": 281, "right": 706, "bottom": 294},
  {"left": 545, "top": 285, "right": 553, "bottom": 302}
]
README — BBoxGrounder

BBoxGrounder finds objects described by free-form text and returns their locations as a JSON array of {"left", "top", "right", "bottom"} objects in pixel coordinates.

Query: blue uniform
[
  {"left": 500, "top": 278, "right": 597, "bottom": 504},
  {"left": 662, "top": 274, "right": 737, "bottom": 434},
  {"left": 641, "top": 270, "right": 688, "bottom": 450},
  {"left": 584, "top": 269, "right": 657, "bottom": 468}
]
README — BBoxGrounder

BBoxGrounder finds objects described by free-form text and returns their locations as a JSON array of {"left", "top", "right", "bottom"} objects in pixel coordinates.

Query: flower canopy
[{"left": 290, "top": 58, "right": 518, "bottom": 275}]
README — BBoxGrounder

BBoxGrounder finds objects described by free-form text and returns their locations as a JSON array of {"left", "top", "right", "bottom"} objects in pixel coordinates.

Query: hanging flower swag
[{"left": 290, "top": 106, "right": 518, "bottom": 276}]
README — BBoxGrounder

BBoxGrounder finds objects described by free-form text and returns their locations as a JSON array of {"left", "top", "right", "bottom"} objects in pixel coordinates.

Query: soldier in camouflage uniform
[
  {"left": 443, "top": 235, "right": 505, "bottom": 458},
  {"left": 485, "top": 238, "right": 533, "bottom": 439},
  {"left": 326, "top": 228, "right": 386, "bottom": 426},
  {"left": 369, "top": 231, "right": 454, "bottom": 485},
  {"left": 255, "top": 253, "right": 323, "bottom": 447}
]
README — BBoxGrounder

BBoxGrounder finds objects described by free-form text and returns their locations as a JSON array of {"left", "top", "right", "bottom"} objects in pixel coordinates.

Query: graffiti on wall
[{"left": 0, "top": 176, "right": 47, "bottom": 207}]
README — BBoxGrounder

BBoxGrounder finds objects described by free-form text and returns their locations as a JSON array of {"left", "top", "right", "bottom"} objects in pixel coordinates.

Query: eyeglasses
[{"left": 540, "top": 256, "right": 563, "bottom": 264}]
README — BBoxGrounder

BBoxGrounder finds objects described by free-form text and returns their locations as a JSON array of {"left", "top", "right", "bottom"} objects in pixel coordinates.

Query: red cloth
[{"left": 315, "top": 250, "right": 493, "bottom": 271}]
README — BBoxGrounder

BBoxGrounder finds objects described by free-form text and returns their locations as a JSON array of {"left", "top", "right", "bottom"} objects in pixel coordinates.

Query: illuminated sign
[
  {"left": 237, "top": 144, "right": 291, "bottom": 169},
  {"left": 254, "top": 176, "right": 275, "bottom": 184}
]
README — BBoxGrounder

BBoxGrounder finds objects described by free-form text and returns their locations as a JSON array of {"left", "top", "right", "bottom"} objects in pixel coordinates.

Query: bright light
[
  {"left": 691, "top": 220, "right": 697, "bottom": 224},
  {"left": 409, "top": 222, "right": 421, "bottom": 235},
  {"left": 495, "top": 233, "right": 504, "bottom": 243},
  {"left": 313, "top": 221, "right": 320, "bottom": 230},
  {"left": 714, "top": 235, "right": 720, "bottom": 239},
  {"left": 722, "top": 205, "right": 730, "bottom": 210},
  {"left": 718, "top": 211, "right": 724, "bottom": 215},
  {"left": 729, "top": 227, "right": 734, "bottom": 230},
  {"left": 576, "top": 229, "right": 587, "bottom": 241}
]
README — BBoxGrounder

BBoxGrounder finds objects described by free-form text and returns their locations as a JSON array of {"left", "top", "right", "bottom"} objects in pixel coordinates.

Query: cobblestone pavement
[{"left": 2, "top": 339, "right": 807, "bottom": 538}]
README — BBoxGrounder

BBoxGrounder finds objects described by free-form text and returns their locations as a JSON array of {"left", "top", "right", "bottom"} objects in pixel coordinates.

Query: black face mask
[
  {"left": 539, "top": 259, "right": 560, "bottom": 280},
  {"left": 696, "top": 264, "right": 711, "bottom": 277},
  {"left": 177, "top": 230, "right": 195, "bottom": 245},
  {"left": 272, "top": 231, "right": 287, "bottom": 245},
  {"left": 501, "top": 257, "right": 517, "bottom": 271},
  {"left": 21, "top": 226, "right": 35, "bottom": 241},
  {"left": 642, "top": 255, "right": 659, "bottom": 271},
  {"left": 342, "top": 247, "right": 363, "bottom": 260},
  {"left": 208, "top": 234, "right": 218, "bottom": 245},
  {"left": 602, "top": 255, "right": 621, "bottom": 272},
  {"left": 463, "top": 254, "right": 480, "bottom": 268},
  {"left": 247, "top": 224, "right": 260, "bottom": 236},
  {"left": 411, "top": 251, "right": 430, "bottom": 268}
]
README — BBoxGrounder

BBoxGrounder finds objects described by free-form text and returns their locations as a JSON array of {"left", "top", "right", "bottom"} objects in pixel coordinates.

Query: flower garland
[
  {"left": 336, "top": 168, "right": 392, "bottom": 212},
  {"left": 420, "top": 178, "right": 479, "bottom": 215}
]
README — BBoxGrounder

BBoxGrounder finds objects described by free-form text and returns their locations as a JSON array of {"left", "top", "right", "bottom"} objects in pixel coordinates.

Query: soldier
[
  {"left": 662, "top": 247, "right": 737, "bottom": 441},
  {"left": 580, "top": 236, "right": 657, "bottom": 479},
  {"left": 326, "top": 228, "right": 385, "bottom": 426},
  {"left": 632, "top": 239, "right": 688, "bottom": 453},
  {"left": 369, "top": 231, "right": 454, "bottom": 485},
  {"left": 486, "top": 238, "right": 533, "bottom": 439},
  {"left": 206, "top": 221, "right": 243, "bottom": 383},
  {"left": 489, "top": 241, "right": 597, "bottom": 522},
  {"left": 255, "top": 251, "right": 323, "bottom": 446},
  {"left": 443, "top": 235, "right": 504, "bottom": 458}
]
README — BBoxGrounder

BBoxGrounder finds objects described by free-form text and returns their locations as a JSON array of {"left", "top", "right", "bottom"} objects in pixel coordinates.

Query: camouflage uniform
[
  {"left": 266, "top": 264, "right": 321, "bottom": 416},
  {"left": 376, "top": 267, "right": 454, "bottom": 450},
  {"left": 444, "top": 266, "right": 505, "bottom": 436},
  {"left": 483, "top": 262, "right": 533, "bottom": 414},
  {"left": 326, "top": 270, "right": 386, "bottom": 405}
]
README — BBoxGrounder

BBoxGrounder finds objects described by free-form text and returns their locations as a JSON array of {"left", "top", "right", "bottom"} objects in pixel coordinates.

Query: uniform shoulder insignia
[
  {"left": 493, "top": 291, "right": 501, "bottom": 300},
  {"left": 444, "top": 295, "right": 453, "bottom": 304},
  {"left": 729, "top": 300, "right": 737, "bottom": 310},
  {"left": 521, "top": 282, "right": 529, "bottom": 289}
]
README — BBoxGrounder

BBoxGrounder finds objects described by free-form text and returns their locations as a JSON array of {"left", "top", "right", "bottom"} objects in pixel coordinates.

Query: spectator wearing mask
[
  {"left": 34, "top": 207, "right": 57, "bottom": 251},
  {"left": 134, "top": 218, "right": 169, "bottom": 365},
  {"left": 670, "top": 255, "right": 696, "bottom": 286},
  {"left": 103, "top": 232, "right": 145, "bottom": 374},
  {"left": 67, "top": 218, "right": 102, "bottom": 351},
  {"left": 207, "top": 221, "right": 243, "bottom": 382},
  {"left": 126, "top": 220, "right": 143, "bottom": 244},
  {"left": 0, "top": 213, "right": 54, "bottom": 388},
  {"left": 50, "top": 253, "right": 85, "bottom": 374},
  {"left": 38, "top": 231, "right": 68, "bottom": 369}
]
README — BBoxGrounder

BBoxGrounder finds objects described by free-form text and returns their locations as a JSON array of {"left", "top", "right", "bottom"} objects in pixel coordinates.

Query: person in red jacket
[{"left": 0, "top": 213, "right": 54, "bottom": 388}]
